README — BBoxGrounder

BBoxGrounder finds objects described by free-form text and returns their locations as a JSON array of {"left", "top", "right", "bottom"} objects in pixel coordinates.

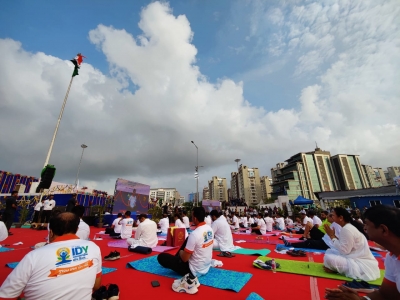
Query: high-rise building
[
  {"left": 237, "top": 165, "right": 262, "bottom": 205},
  {"left": 361, "top": 165, "right": 382, "bottom": 188},
  {"left": 260, "top": 176, "right": 273, "bottom": 202},
  {"left": 208, "top": 176, "right": 228, "bottom": 202},
  {"left": 373, "top": 168, "right": 388, "bottom": 186},
  {"left": 331, "top": 155, "right": 369, "bottom": 190},
  {"left": 387, "top": 166, "right": 400, "bottom": 185},
  {"left": 271, "top": 147, "right": 337, "bottom": 200},
  {"left": 202, "top": 186, "right": 210, "bottom": 200},
  {"left": 230, "top": 172, "right": 240, "bottom": 200}
]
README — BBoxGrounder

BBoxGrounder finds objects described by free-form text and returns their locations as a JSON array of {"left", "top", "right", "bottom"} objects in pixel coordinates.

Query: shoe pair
[
  {"left": 281, "top": 237, "right": 292, "bottom": 247},
  {"left": 172, "top": 273, "right": 200, "bottom": 294},
  {"left": 343, "top": 280, "right": 379, "bottom": 293},
  {"left": 104, "top": 251, "right": 120, "bottom": 261},
  {"left": 92, "top": 284, "right": 119, "bottom": 300}
]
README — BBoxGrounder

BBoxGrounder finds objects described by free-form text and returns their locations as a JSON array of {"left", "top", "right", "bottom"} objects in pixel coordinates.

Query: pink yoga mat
[
  {"left": 107, "top": 241, "right": 178, "bottom": 253},
  {"left": 234, "top": 239, "right": 283, "bottom": 245}
]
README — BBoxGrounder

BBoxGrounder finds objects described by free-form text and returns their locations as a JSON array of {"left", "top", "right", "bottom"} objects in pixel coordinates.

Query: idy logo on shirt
[
  {"left": 56, "top": 247, "right": 72, "bottom": 266},
  {"left": 72, "top": 245, "right": 89, "bottom": 261},
  {"left": 203, "top": 231, "right": 212, "bottom": 243}
]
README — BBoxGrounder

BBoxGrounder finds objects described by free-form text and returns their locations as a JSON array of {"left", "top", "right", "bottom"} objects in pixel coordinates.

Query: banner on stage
[{"left": 113, "top": 178, "right": 150, "bottom": 214}]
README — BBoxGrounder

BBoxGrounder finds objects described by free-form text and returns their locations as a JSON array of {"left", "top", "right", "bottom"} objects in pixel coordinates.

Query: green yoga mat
[
  {"left": 214, "top": 248, "right": 271, "bottom": 256},
  {"left": 253, "top": 256, "right": 384, "bottom": 285}
]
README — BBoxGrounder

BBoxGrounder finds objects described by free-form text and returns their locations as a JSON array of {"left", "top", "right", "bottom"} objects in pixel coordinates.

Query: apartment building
[
  {"left": 260, "top": 176, "right": 273, "bottom": 202},
  {"left": 149, "top": 188, "right": 178, "bottom": 204},
  {"left": 331, "top": 154, "right": 369, "bottom": 190},
  {"left": 202, "top": 186, "right": 210, "bottom": 200},
  {"left": 362, "top": 165, "right": 383, "bottom": 188},
  {"left": 230, "top": 172, "right": 240, "bottom": 200},
  {"left": 237, "top": 165, "right": 262, "bottom": 205},
  {"left": 208, "top": 176, "right": 228, "bottom": 202}
]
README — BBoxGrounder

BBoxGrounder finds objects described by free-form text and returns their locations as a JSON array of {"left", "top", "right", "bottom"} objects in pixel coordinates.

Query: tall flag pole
[{"left": 43, "top": 53, "right": 85, "bottom": 167}]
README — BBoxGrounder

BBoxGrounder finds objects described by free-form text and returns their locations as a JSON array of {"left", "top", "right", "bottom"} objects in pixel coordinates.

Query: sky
[{"left": 0, "top": 0, "right": 399, "bottom": 198}]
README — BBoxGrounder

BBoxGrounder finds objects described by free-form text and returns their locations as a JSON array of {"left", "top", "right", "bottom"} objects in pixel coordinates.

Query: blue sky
[{"left": 0, "top": 1, "right": 398, "bottom": 197}]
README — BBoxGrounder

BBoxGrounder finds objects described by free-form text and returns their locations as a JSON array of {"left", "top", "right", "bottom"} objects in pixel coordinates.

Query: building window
[
  {"left": 394, "top": 200, "right": 400, "bottom": 208},
  {"left": 369, "top": 200, "right": 382, "bottom": 206}
]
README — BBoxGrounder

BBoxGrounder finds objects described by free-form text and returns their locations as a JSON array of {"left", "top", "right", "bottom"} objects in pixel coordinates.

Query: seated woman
[
  {"left": 251, "top": 213, "right": 267, "bottom": 235},
  {"left": 323, "top": 207, "right": 380, "bottom": 282},
  {"left": 174, "top": 213, "right": 188, "bottom": 239}
]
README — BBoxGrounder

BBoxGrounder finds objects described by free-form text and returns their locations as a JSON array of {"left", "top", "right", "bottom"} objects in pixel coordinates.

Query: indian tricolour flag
[{"left": 70, "top": 53, "right": 86, "bottom": 77}]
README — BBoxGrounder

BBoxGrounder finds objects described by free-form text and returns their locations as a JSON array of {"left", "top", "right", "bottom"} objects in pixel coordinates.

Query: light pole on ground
[{"left": 75, "top": 144, "right": 88, "bottom": 190}]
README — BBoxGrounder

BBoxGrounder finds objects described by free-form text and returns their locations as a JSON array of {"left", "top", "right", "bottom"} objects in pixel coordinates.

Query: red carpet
[{"left": 0, "top": 228, "right": 386, "bottom": 300}]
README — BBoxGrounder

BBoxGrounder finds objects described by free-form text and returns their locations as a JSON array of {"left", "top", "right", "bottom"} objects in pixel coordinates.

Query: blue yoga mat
[
  {"left": 276, "top": 245, "right": 382, "bottom": 257},
  {"left": 246, "top": 292, "right": 264, "bottom": 300},
  {"left": 6, "top": 262, "right": 117, "bottom": 275},
  {"left": 127, "top": 256, "right": 252, "bottom": 292},
  {"left": 0, "top": 247, "right": 14, "bottom": 253}
]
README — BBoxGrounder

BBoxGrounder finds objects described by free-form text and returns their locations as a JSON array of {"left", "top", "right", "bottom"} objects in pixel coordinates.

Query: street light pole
[
  {"left": 191, "top": 141, "right": 199, "bottom": 207},
  {"left": 234, "top": 158, "right": 241, "bottom": 170},
  {"left": 75, "top": 144, "right": 88, "bottom": 190}
]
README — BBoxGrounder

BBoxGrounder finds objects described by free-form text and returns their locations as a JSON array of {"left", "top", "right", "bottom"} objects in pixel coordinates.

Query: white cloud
[{"left": 0, "top": 1, "right": 399, "bottom": 196}]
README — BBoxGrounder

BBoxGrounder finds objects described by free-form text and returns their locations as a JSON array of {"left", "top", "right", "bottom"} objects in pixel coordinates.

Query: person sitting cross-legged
[
  {"left": 71, "top": 205, "right": 90, "bottom": 240},
  {"left": 251, "top": 213, "right": 267, "bottom": 235},
  {"left": 325, "top": 205, "right": 400, "bottom": 300},
  {"left": 157, "top": 207, "right": 214, "bottom": 294},
  {"left": 322, "top": 207, "right": 380, "bottom": 281},
  {"left": 210, "top": 209, "right": 235, "bottom": 257},
  {"left": 127, "top": 214, "right": 158, "bottom": 248}
]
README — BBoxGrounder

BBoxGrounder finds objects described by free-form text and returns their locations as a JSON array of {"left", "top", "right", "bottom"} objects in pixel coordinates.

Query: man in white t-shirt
[
  {"left": 298, "top": 210, "right": 314, "bottom": 240},
  {"left": 229, "top": 213, "right": 239, "bottom": 230},
  {"left": 274, "top": 212, "right": 286, "bottom": 231},
  {"left": 128, "top": 189, "right": 137, "bottom": 209},
  {"left": 0, "top": 212, "right": 102, "bottom": 299},
  {"left": 71, "top": 205, "right": 90, "bottom": 240},
  {"left": 309, "top": 210, "right": 322, "bottom": 228},
  {"left": 127, "top": 214, "right": 158, "bottom": 248},
  {"left": 43, "top": 194, "right": 56, "bottom": 223},
  {"left": 108, "top": 213, "right": 123, "bottom": 236},
  {"left": 204, "top": 213, "right": 212, "bottom": 226},
  {"left": 32, "top": 199, "right": 44, "bottom": 224},
  {"left": 264, "top": 214, "right": 274, "bottom": 232},
  {"left": 157, "top": 207, "right": 213, "bottom": 294},
  {"left": 158, "top": 213, "right": 170, "bottom": 234},
  {"left": 0, "top": 221, "right": 8, "bottom": 242},
  {"left": 210, "top": 210, "right": 235, "bottom": 253},
  {"left": 118, "top": 211, "right": 134, "bottom": 239},
  {"left": 285, "top": 216, "right": 294, "bottom": 227},
  {"left": 182, "top": 211, "right": 190, "bottom": 229}
]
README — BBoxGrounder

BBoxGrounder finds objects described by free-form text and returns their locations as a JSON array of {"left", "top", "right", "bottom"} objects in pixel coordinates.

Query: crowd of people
[{"left": 0, "top": 197, "right": 399, "bottom": 299}]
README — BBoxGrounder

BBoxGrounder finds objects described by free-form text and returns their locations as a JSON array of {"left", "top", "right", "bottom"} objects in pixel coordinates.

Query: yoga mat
[
  {"left": 7, "top": 262, "right": 117, "bottom": 276},
  {"left": 152, "top": 246, "right": 178, "bottom": 253},
  {"left": 0, "top": 247, "right": 14, "bottom": 252},
  {"left": 253, "top": 256, "right": 384, "bottom": 285},
  {"left": 127, "top": 256, "right": 252, "bottom": 292},
  {"left": 246, "top": 292, "right": 264, "bottom": 300},
  {"left": 108, "top": 240, "right": 128, "bottom": 248},
  {"left": 275, "top": 245, "right": 382, "bottom": 258},
  {"left": 214, "top": 248, "right": 271, "bottom": 256},
  {"left": 234, "top": 239, "right": 281, "bottom": 245}
]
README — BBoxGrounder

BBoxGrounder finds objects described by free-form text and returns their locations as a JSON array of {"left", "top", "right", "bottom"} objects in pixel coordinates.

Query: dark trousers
[
  {"left": 43, "top": 210, "right": 52, "bottom": 223},
  {"left": 310, "top": 227, "right": 325, "bottom": 240},
  {"left": 157, "top": 238, "right": 194, "bottom": 277},
  {"left": 2, "top": 211, "right": 15, "bottom": 231},
  {"left": 32, "top": 211, "right": 41, "bottom": 223},
  {"left": 292, "top": 239, "right": 328, "bottom": 250}
]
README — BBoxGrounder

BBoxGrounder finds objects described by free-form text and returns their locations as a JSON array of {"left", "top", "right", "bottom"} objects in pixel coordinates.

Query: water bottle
[{"left": 271, "top": 259, "right": 276, "bottom": 273}]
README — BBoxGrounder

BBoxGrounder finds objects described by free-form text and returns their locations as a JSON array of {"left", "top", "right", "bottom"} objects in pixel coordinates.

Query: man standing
[
  {"left": 32, "top": 199, "right": 44, "bottom": 224},
  {"left": 0, "top": 212, "right": 103, "bottom": 299},
  {"left": 42, "top": 194, "right": 56, "bottom": 223},
  {"left": 118, "top": 211, "right": 134, "bottom": 239},
  {"left": 210, "top": 210, "right": 235, "bottom": 255},
  {"left": 2, "top": 191, "right": 18, "bottom": 235},
  {"left": 326, "top": 205, "right": 400, "bottom": 299},
  {"left": 127, "top": 214, "right": 158, "bottom": 248},
  {"left": 71, "top": 205, "right": 90, "bottom": 240},
  {"left": 157, "top": 207, "right": 214, "bottom": 294},
  {"left": 66, "top": 194, "right": 77, "bottom": 212}
]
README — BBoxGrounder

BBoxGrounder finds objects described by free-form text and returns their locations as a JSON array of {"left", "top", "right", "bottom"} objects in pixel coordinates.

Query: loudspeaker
[{"left": 37, "top": 165, "right": 56, "bottom": 191}]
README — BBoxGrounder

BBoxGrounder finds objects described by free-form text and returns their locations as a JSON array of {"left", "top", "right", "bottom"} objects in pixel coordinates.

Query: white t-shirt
[
  {"left": 248, "top": 217, "right": 254, "bottom": 225},
  {"left": 275, "top": 217, "right": 286, "bottom": 230},
  {"left": 205, "top": 215, "right": 212, "bottom": 226},
  {"left": 132, "top": 219, "right": 158, "bottom": 248},
  {"left": 231, "top": 216, "right": 239, "bottom": 229},
  {"left": 158, "top": 217, "right": 169, "bottom": 234},
  {"left": 112, "top": 217, "right": 122, "bottom": 234},
  {"left": 184, "top": 222, "right": 213, "bottom": 277},
  {"left": 264, "top": 217, "right": 274, "bottom": 232},
  {"left": 76, "top": 219, "right": 90, "bottom": 240},
  {"left": 384, "top": 252, "right": 400, "bottom": 293},
  {"left": 242, "top": 217, "right": 248, "bottom": 228},
  {"left": 182, "top": 216, "right": 190, "bottom": 228},
  {"left": 175, "top": 219, "right": 188, "bottom": 239},
  {"left": 129, "top": 195, "right": 136, "bottom": 208},
  {"left": 285, "top": 217, "right": 294, "bottom": 226},
  {"left": 43, "top": 199, "right": 56, "bottom": 211},
  {"left": 119, "top": 217, "right": 134, "bottom": 239},
  {"left": 34, "top": 203, "right": 43, "bottom": 211},
  {"left": 0, "top": 221, "right": 8, "bottom": 242},
  {"left": 312, "top": 216, "right": 322, "bottom": 227},
  {"left": 257, "top": 218, "right": 267, "bottom": 235},
  {"left": 0, "top": 234, "right": 101, "bottom": 300},
  {"left": 302, "top": 216, "right": 313, "bottom": 228},
  {"left": 212, "top": 216, "right": 234, "bottom": 252}
]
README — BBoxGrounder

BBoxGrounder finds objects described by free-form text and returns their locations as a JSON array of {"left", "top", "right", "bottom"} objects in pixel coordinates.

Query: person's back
[
  {"left": 159, "top": 216, "right": 169, "bottom": 233},
  {"left": 188, "top": 221, "right": 213, "bottom": 276},
  {"left": 212, "top": 215, "right": 234, "bottom": 252},
  {"left": 134, "top": 217, "right": 158, "bottom": 248},
  {"left": 120, "top": 212, "right": 134, "bottom": 239},
  {"left": 0, "top": 212, "right": 102, "bottom": 300},
  {"left": 264, "top": 216, "right": 274, "bottom": 232},
  {"left": 182, "top": 215, "right": 190, "bottom": 228},
  {"left": 72, "top": 205, "right": 90, "bottom": 240}
]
